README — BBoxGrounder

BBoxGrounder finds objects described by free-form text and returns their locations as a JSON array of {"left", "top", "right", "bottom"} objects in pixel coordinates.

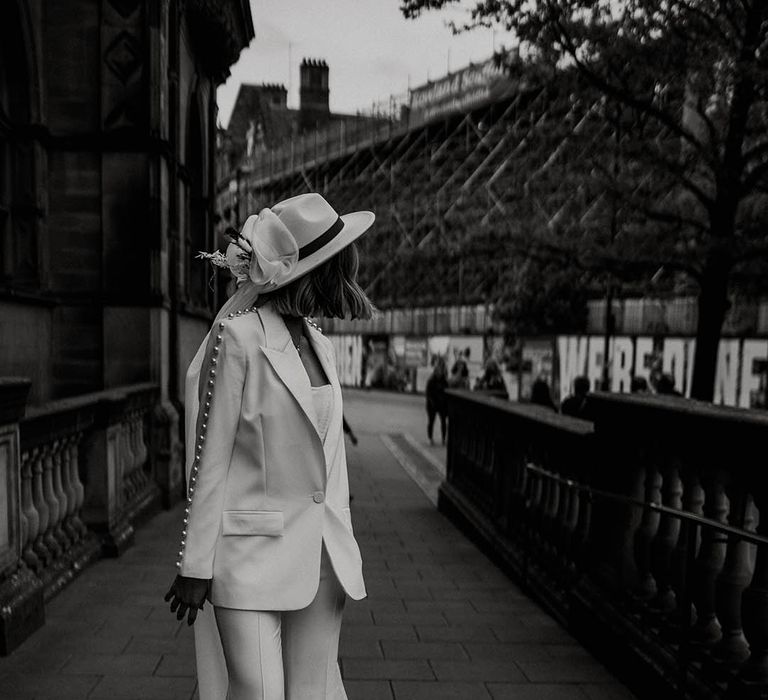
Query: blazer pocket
[{"left": 222, "top": 510, "right": 284, "bottom": 537}]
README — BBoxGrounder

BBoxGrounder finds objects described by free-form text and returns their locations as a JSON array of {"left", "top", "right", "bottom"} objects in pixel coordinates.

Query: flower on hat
[{"left": 197, "top": 208, "right": 299, "bottom": 291}]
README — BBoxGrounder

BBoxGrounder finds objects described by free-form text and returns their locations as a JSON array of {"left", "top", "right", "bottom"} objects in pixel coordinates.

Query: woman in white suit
[{"left": 164, "top": 193, "right": 375, "bottom": 700}]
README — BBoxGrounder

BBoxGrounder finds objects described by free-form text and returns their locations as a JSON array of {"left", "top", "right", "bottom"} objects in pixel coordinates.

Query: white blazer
[{"left": 178, "top": 301, "right": 366, "bottom": 610}]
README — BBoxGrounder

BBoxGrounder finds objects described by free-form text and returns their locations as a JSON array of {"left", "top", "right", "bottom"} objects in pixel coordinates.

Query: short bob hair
[{"left": 259, "top": 241, "right": 375, "bottom": 320}]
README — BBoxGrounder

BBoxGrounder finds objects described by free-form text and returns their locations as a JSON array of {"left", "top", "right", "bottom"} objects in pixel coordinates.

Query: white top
[{"left": 311, "top": 384, "right": 334, "bottom": 443}]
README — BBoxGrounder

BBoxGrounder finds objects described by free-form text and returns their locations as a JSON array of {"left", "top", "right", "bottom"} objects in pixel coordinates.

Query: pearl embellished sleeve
[{"left": 178, "top": 322, "right": 246, "bottom": 579}]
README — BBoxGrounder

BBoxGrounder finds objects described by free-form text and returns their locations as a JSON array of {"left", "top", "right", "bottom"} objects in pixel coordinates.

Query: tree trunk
[
  {"left": 690, "top": 253, "right": 731, "bottom": 401},
  {"left": 687, "top": 0, "right": 764, "bottom": 403}
]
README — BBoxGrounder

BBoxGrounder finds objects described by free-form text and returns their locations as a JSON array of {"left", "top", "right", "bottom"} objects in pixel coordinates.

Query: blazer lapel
[{"left": 258, "top": 306, "right": 320, "bottom": 436}]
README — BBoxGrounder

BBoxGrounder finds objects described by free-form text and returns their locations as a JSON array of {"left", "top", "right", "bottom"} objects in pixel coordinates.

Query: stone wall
[
  {"left": 0, "top": 0, "right": 254, "bottom": 507},
  {"left": 0, "top": 0, "right": 253, "bottom": 403}
]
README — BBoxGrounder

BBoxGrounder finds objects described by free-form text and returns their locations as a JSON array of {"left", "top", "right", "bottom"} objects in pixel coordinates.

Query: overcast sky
[{"left": 216, "top": 0, "right": 510, "bottom": 127}]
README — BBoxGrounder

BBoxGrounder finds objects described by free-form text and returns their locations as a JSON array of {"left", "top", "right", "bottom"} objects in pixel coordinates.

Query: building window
[
  {"left": 0, "top": 20, "right": 14, "bottom": 282},
  {"left": 0, "top": 2, "right": 38, "bottom": 290}
]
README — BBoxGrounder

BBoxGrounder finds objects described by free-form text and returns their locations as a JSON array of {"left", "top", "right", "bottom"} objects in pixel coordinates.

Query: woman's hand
[{"left": 164, "top": 575, "right": 210, "bottom": 626}]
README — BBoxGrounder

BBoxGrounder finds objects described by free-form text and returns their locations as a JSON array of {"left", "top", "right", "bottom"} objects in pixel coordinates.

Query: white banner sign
[{"left": 557, "top": 335, "right": 768, "bottom": 409}]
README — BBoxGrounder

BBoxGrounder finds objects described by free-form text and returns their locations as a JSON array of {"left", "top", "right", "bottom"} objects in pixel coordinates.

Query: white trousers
[{"left": 214, "top": 547, "right": 348, "bottom": 700}]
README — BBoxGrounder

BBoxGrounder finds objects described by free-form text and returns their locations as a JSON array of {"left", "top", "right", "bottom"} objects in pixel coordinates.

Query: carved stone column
[
  {"left": 19, "top": 450, "right": 40, "bottom": 571},
  {"left": 713, "top": 486, "right": 754, "bottom": 664},
  {"left": 740, "top": 489, "right": 768, "bottom": 686},
  {"left": 691, "top": 475, "right": 728, "bottom": 645},
  {"left": 649, "top": 461, "right": 682, "bottom": 613},
  {"left": 81, "top": 394, "right": 134, "bottom": 556},
  {"left": 633, "top": 465, "right": 662, "bottom": 600}
]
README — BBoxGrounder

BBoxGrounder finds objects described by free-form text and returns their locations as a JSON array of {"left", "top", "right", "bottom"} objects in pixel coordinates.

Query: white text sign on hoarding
[{"left": 557, "top": 335, "right": 768, "bottom": 408}]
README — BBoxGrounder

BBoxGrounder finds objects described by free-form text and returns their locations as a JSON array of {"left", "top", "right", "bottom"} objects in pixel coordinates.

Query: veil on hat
[{"left": 183, "top": 279, "right": 261, "bottom": 700}]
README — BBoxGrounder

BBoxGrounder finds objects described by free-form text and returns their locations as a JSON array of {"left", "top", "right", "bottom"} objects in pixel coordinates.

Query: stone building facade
[
  {"left": 0, "top": 0, "right": 253, "bottom": 652},
  {"left": 0, "top": 0, "right": 252, "bottom": 437}
]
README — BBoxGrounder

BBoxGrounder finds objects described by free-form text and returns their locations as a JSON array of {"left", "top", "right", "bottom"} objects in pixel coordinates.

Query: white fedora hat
[
  {"left": 270, "top": 193, "right": 375, "bottom": 289},
  {"left": 214, "top": 193, "right": 375, "bottom": 293}
]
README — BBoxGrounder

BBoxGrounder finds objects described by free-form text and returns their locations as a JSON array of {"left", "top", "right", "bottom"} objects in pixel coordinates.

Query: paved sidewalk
[
  {"left": 340, "top": 432, "right": 634, "bottom": 700},
  {"left": 0, "top": 392, "right": 635, "bottom": 700}
]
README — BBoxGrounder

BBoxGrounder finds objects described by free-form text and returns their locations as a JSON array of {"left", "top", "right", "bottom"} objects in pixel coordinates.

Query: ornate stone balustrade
[
  {"left": 441, "top": 389, "right": 768, "bottom": 699},
  {"left": 0, "top": 381, "right": 163, "bottom": 654}
]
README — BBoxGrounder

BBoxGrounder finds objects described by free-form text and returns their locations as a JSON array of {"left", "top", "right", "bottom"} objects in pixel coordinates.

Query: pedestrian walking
[
  {"left": 560, "top": 375, "right": 591, "bottom": 419},
  {"left": 164, "top": 193, "right": 375, "bottom": 700},
  {"left": 448, "top": 347, "right": 471, "bottom": 388},
  {"left": 474, "top": 357, "right": 508, "bottom": 398},
  {"left": 426, "top": 356, "right": 448, "bottom": 445}
]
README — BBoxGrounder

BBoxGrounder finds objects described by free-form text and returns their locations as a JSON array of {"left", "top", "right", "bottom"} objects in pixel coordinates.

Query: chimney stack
[
  {"left": 260, "top": 83, "right": 287, "bottom": 109},
  {"left": 299, "top": 58, "right": 330, "bottom": 132}
]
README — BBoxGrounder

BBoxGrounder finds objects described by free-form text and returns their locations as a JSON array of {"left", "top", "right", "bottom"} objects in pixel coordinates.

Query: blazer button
[{"left": 313, "top": 491, "right": 325, "bottom": 504}]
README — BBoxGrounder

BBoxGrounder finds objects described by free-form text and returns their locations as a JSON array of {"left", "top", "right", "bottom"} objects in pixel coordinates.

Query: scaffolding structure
[{"left": 221, "top": 72, "right": 629, "bottom": 310}]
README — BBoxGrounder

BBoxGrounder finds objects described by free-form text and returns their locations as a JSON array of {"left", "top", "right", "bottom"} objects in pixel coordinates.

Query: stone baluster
[
  {"left": 60, "top": 436, "right": 79, "bottom": 543},
  {"left": 649, "top": 462, "right": 682, "bottom": 613},
  {"left": 136, "top": 413, "right": 150, "bottom": 495},
  {"left": 608, "top": 458, "right": 645, "bottom": 591},
  {"left": 542, "top": 469, "right": 559, "bottom": 552},
  {"left": 692, "top": 478, "right": 728, "bottom": 645},
  {"left": 566, "top": 480, "right": 581, "bottom": 567},
  {"left": 669, "top": 469, "right": 704, "bottom": 624},
  {"left": 127, "top": 413, "right": 142, "bottom": 498},
  {"left": 549, "top": 469, "right": 562, "bottom": 551},
  {"left": 50, "top": 440, "right": 71, "bottom": 549},
  {"left": 125, "top": 418, "right": 137, "bottom": 490},
  {"left": 19, "top": 450, "right": 40, "bottom": 572},
  {"left": 130, "top": 411, "right": 143, "bottom": 472},
  {"left": 135, "top": 411, "right": 148, "bottom": 470},
  {"left": 521, "top": 461, "right": 536, "bottom": 539},
  {"left": 527, "top": 463, "right": 544, "bottom": 544},
  {"left": 740, "top": 489, "right": 768, "bottom": 686},
  {"left": 506, "top": 454, "right": 527, "bottom": 538},
  {"left": 17, "top": 454, "right": 29, "bottom": 569},
  {"left": 633, "top": 465, "right": 662, "bottom": 600},
  {"left": 30, "top": 447, "right": 52, "bottom": 566},
  {"left": 68, "top": 435, "right": 87, "bottom": 539},
  {"left": 532, "top": 466, "right": 549, "bottom": 548},
  {"left": 41, "top": 445, "right": 64, "bottom": 558},
  {"left": 713, "top": 487, "right": 755, "bottom": 664},
  {"left": 116, "top": 420, "right": 128, "bottom": 505},
  {"left": 556, "top": 474, "right": 574, "bottom": 561}
]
